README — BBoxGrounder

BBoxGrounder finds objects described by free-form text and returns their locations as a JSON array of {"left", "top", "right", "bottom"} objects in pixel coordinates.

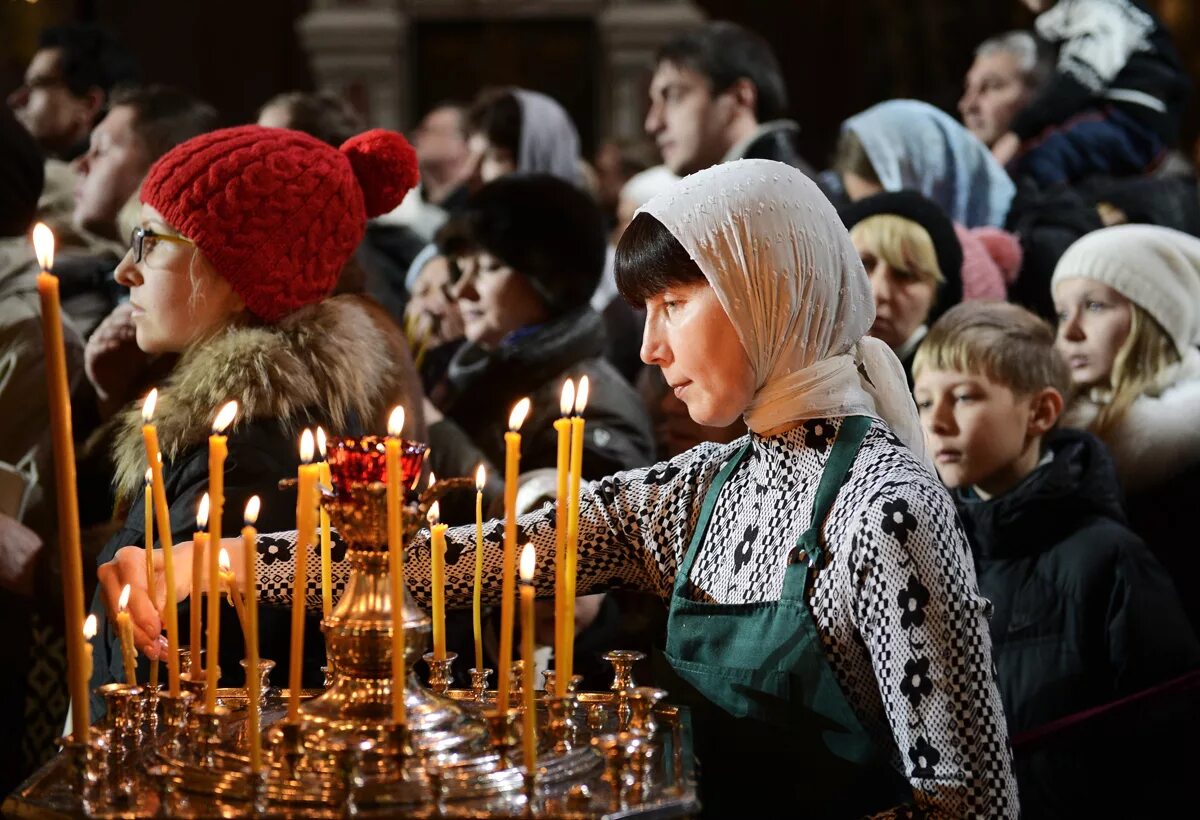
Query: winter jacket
[
  {"left": 88, "top": 295, "right": 424, "bottom": 716},
  {"left": 428, "top": 307, "right": 654, "bottom": 519},
  {"left": 954, "top": 428, "right": 1200, "bottom": 818}
]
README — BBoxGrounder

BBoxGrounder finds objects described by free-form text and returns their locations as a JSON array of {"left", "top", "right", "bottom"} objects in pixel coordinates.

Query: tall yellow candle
[
  {"left": 316, "top": 427, "right": 333, "bottom": 620},
  {"left": 219, "top": 548, "right": 248, "bottom": 643},
  {"left": 143, "top": 470, "right": 159, "bottom": 690},
  {"left": 428, "top": 502, "right": 448, "bottom": 660},
  {"left": 242, "top": 497, "right": 263, "bottom": 773},
  {"left": 32, "top": 224, "right": 88, "bottom": 739},
  {"left": 141, "top": 391, "right": 180, "bottom": 696},
  {"left": 385, "top": 407, "right": 407, "bottom": 724},
  {"left": 82, "top": 615, "right": 97, "bottom": 688},
  {"left": 205, "top": 401, "right": 237, "bottom": 709},
  {"left": 191, "top": 495, "right": 210, "bottom": 680},
  {"left": 564, "top": 376, "right": 589, "bottom": 683},
  {"left": 519, "top": 543, "right": 537, "bottom": 772},
  {"left": 289, "top": 430, "right": 319, "bottom": 722},
  {"left": 553, "top": 379, "right": 574, "bottom": 697},
  {"left": 116, "top": 585, "right": 138, "bottom": 684},
  {"left": 497, "top": 397, "right": 530, "bottom": 712},
  {"left": 472, "top": 465, "right": 486, "bottom": 672}
]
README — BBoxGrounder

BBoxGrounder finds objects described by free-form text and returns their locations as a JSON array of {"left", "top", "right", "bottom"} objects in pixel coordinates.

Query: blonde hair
[
  {"left": 1090, "top": 304, "right": 1179, "bottom": 441},
  {"left": 850, "top": 214, "right": 945, "bottom": 287},
  {"left": 913, "top": 300, "right": 1070, "bottom": 398}
]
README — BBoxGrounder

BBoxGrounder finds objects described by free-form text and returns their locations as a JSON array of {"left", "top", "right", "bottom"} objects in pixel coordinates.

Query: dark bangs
[{"left": 615, "top": 212, "right": 706, "bottom": 305}]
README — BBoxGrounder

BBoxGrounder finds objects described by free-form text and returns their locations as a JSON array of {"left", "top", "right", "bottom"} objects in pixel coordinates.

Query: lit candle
[
  {"left": 141, "top": 390, "right": 180, "bottom": 696},
  {"left": 385, "top": 407, "right": 407, "bottom": 724},
  {"left": 472, "top": 464, "right": 486, "bottom": 673},
  {"left": 219, "top": 548, "right": 248, "bottom": 644},
  {"left": 316, "top": 427, "right": 333, "bottom": 620},
  {"left": 428, "top": 501, "right": 447, "bottom": 660},
  {"left": 143, "top": 469, "right": 159, "bottom": 690},
  {"left": 519, "top": 543, "right": 537, "bottom": 772},
  {"left": 191, "top": 494, "right": 210, "bottom": 681},
  {"left": 564, "top": 376, "right": 588, "bottom": 683},
  {"left": 205, "top": 401, "right": 237, "bottom": 709},
  {"left": 82, "top": 614, "right": 97, "bottom": 688},
  {"left": 289, "top": 430, "right": 319, "bottom": 722},
  {"left": 116, "top": 585, "right": 138, "bottom": 685},
  {"left": 243, "top": 497, "right": 263, "bottom": 773},
  {"left": 553, "top": 379, "right": 574, "bottom": 697},
  {"left": 497, "top": 397, "right": 531, "bottom": 712},
  {"left": 32, "top": 224, "right": 88, "bottom": 739}
]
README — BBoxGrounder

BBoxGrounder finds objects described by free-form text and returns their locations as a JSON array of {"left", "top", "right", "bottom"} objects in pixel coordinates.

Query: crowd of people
[{"left": 2, "top": 1, "right": 1199, "bottom": 815}]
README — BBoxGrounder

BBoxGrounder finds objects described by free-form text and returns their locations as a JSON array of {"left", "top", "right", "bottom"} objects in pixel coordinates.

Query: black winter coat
[{"left": 953, "top": 429, "right": 1200, "bottom": 818}]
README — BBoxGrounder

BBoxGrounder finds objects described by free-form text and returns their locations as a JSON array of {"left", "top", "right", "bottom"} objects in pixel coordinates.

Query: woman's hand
[{"left": 97, "top": 540, "right": 195, "bottom": 660}]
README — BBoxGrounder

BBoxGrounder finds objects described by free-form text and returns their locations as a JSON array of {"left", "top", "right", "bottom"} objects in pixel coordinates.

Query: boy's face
[{"left": 914, "top": 368, "right": 1056, "bottom": 497}]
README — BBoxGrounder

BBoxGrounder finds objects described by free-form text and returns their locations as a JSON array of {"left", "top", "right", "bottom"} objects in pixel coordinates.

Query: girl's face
[
  {"left": 1053, "top": 278, "right": 1132, "bottom": 388},
  {"left": 449, "top": 250, "right": 549, "bottom": 349},
  {"left": 114, "top": 204, "right": 245, "bottom": 353},
  {"left": 640, "top": 280, "right": 755, "bottom": 428},
  {"left": 404, "top": 255, "right": 464, "bottom": 347},
  {"left": 853, "top": 236, "right": 937, "bottom": 351}
]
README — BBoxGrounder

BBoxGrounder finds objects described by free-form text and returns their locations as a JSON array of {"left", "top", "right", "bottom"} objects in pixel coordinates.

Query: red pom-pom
[{"left": 340, "top": 129, "right": 420, "bottom": 218}]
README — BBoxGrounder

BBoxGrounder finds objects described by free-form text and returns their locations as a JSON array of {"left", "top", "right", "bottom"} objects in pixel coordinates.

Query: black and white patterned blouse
[{"left": 256, "top": 417, "right": 1018, "bottom": 817}]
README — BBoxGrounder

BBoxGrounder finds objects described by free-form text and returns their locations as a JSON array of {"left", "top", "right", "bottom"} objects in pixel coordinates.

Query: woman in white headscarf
[{"left": 105, "top": 161, "right": 1018, "bottom": 818}]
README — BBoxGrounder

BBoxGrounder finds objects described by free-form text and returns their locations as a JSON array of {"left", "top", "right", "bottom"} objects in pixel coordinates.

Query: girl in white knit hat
[{"left": 1052, "top": 224, "right": 1200, "bottom": 630}]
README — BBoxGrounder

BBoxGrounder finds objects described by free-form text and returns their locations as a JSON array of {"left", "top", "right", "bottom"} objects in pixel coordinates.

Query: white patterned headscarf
[{"left": 639, "top": 159, "right": 929, "bottom": 465}]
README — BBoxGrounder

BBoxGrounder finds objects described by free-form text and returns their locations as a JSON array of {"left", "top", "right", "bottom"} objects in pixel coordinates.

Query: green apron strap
[
  {"left": 788, "top": 416, "right": 872, "bottom": 572},
  {"left": 671, "top": 440, "right": 754, "bottom": 597}
]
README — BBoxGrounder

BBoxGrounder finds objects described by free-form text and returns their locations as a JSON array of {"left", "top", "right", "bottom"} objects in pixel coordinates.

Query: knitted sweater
[{"left": 256, "top": 417, "right": 1019, "bottom": 817}]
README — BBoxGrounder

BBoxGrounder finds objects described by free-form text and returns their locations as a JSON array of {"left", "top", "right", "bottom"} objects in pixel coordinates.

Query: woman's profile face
[
  {"left": 113, "top": 203, "right": 244, "bottom": 353},
  {"left": 404, "top": 255, "right": 464, "bottom": 347},
  {"left": 1053, "top": 277, "right": 1132, "bottom": 388},
  {"left": 640, "top": 280, "right": 755, "bottom": 428},
  {"left": 853, "top": 235, "right": 937, "bottom": 351},
  {"left": 449, "top": 250, "right": 549, "bottom": 349}
]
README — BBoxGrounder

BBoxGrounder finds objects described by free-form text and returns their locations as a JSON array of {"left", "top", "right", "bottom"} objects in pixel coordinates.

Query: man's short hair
[
  {"left": 974, "top": 31, "right": 1054, "bottom": 92},
  {"left": 913, "top": 301, "right": 1070, "bottom": 398},
  {"left": 258, "top": 91, "right": 363, "bottom": 147},
  {"left": 109, "top": 85, "right": 219, "bottom": 161},
  {"left": 38, "top": 23, "right": 139, "bottom": 99},
  {"left": 656, "top": 22, "right": 788, "bottom": 122},
  {"left": 465, "top": 88, "right": 522, "bottom": 157}
]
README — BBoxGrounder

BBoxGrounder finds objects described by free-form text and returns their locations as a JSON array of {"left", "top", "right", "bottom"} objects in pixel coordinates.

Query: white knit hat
[{"left": 1051, "top": 224, "right": 1200, "bottom": 357}]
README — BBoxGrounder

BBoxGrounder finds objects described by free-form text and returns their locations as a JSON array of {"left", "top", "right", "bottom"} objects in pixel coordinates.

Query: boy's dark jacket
[{"left": 953, "top": 427, "right": 1200, "bottom": 818}]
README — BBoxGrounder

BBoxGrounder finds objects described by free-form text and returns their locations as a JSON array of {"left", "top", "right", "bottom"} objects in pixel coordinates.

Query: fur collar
[
  {"left": 1062, "top": 349, "right": 1200, "bottom": 492},
  {"left": 112, "top": 295, "right": 399, "bottom": 498}
]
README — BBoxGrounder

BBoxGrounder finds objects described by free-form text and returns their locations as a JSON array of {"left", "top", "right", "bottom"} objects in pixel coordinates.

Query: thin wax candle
[
  {"left": 205, "top": 401, "right": 237, "bottom": 709},
  {"left": 385, "top": 407, "right": 407, "bottom": 724},
  {"left": 497, "top": 397, "right": 531, "bottom": 712},
  {"left": 243, "top": 497, "right": 263, "bottom": 773},
  {"left": 564, "top": 376, "right": 588, "bottom": 683},
  {"left": 289, "top": 430, "right": 319, "bottom": 722},
  {"left": 142, "top": 391, "right": 180, "bottom": 695},
  {"left": 429, "top": 501, "right": 447, "bottom": 660},
  {"left": 191, "top": 494, "right": 210, "bottom": 680},
  {"left": 144, "top": 469, "right": 158, "bottom": 690},
  {"left": 553, "top": 379, "right": 573, "bottom": 696},
  {"left": 316, "top": 427, "right": 333, "bottom": 619},
  {"left": 520, "top": 543, "right": 537, "bottom": 773},
  {"left": 472, "top": 464, "right": 486, "bottom": 673}
]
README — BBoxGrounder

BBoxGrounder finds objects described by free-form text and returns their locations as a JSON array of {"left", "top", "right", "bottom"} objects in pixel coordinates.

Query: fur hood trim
[
  {"left": 112, "top": 295, "right": 398, "bottom": 498},
  {"left": 1062, "top": 349, "right": 1200, "bottom": 492}
]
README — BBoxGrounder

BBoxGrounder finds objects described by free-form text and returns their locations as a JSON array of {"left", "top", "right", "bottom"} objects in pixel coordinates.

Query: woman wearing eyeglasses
[{"left": 83, "top": 124, "right": 425, "bottom": 718}]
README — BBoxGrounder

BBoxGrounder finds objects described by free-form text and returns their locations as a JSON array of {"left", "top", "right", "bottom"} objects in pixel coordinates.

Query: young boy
[
  {"left": 913, "top": 301, "right": 1200, "bottom": 818},
  {"left": 993, "top": 0, "right": 1189, "bottom": 186}
]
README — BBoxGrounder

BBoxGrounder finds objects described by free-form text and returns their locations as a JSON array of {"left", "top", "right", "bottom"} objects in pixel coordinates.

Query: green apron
[{"left": 662, "top": 415, "right": 903, "bottom": 817}]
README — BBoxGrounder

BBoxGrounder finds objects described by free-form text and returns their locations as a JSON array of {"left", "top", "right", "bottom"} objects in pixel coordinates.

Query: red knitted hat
[{"left": 140, "top": 125, "right": 418, "bottom": 321}]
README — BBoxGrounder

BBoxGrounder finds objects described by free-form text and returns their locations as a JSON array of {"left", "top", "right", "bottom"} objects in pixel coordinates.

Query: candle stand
[{"left": 4, "top": 437, "right": 699, "bottom": 818}]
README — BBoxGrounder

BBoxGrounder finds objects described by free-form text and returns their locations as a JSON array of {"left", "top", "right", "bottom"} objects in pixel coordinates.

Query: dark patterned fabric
[{"left": 257, "top": 417, "right": 1018, "bottom": 817}]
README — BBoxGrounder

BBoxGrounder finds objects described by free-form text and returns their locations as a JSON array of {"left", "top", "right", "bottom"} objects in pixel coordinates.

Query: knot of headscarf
[{"left": 638, "top": 159, "right": 929, "bottom": 467}]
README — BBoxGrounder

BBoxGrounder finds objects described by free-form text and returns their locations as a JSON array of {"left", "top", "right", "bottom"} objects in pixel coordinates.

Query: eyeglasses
[{"left": 129, "top": 226, "right": 195, "bottom": 264}]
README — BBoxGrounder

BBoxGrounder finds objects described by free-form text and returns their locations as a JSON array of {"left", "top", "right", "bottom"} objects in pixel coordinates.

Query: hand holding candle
[
  {"left": 473, "top": 464, "right": 486, "bottom": 673},
  {"left": 242, "top": 497, "right": 263, "bottom": 773},
  {"left": 428, "top": 501, "right": 448, "bottom": 660},
  {"left": 116, "top": 585, "right": 138, "bottom": 685},
  {"left": 497, "top": 397, "right": 531, "bottom": 712},
  {"left": 142, "top": 390, "right": 180, "bottom": 696},
  {"left": 385, "top": 407, "right": 407, "bottom": 724},
  {"left": 206, "top": 401, "right": 237, "bottom": 709},
  {"left": 191, "top": 494, "right": 210, "bottom": 680},
  {"left": 519, "top": 543, "right": 537, "bottom": 773},
  {"left": 553, "top": 379, "right": 573, "bottom": 696}
]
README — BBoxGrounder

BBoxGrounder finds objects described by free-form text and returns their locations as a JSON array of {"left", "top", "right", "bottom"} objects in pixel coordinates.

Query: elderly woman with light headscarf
[{"left": 110, "top": 161, "right": 1018, "bottom": 818}]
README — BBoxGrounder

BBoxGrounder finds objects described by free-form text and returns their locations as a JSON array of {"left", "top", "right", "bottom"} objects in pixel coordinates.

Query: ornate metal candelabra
[{"left": 4, "top": 435, "right": 699, "bottom": 818}]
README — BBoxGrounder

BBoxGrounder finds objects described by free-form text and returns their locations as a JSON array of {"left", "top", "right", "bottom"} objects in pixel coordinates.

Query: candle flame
[
  {"left": 32, "top": 223, "right": 54, "bottom": 271},
  {"left": 519, "top": 542, "right": 535, "bottom": 582},
  {"left": 428, "top": 501, "right": 440, "bottom": 524},
  {"left": 475, "top": 463, "right": 486, "bottom": 490},
  {"left": 428, "top": 472, "right": 436, "bottom": 489},
  {"left": 559, "top": 378, "right": 575, "bottom": 417},
  {"left": 387, "top": 406, "right": 405, "bottom": 438},
  {"left": 144, "top": 467, "right": 152, "bottom": 485},
  {"left": 119, "top": 584, "right": 131, "bottom": 612},
  {"left": 316, "top": 426, "right": 327, "bottom": 459},
  {"left": 219, "top": 548, "right": 231, "bottom": 574},
  {"left": 197, "top": 493, "right": 210, "bottom": 529},
  {"left": 300, "top": 429, "right": 315, "bottom": 464},
  {"left": 83, "top": 614, "right": 98, "bottom": 640},
  {"left": 574, "top": 375, "right": 590, "bottom": 415},
  {"left": 244, "top": 495, "right": 261, "bottom": 525},
  {"left": 508, "top": 397, "right": 531, "bottom": 431},
  {"left": 142, "top": 388, "right": 158, "bottom": 422},
  {"left": 212, "top": 400, "right": 238, "bottom": 434}
]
